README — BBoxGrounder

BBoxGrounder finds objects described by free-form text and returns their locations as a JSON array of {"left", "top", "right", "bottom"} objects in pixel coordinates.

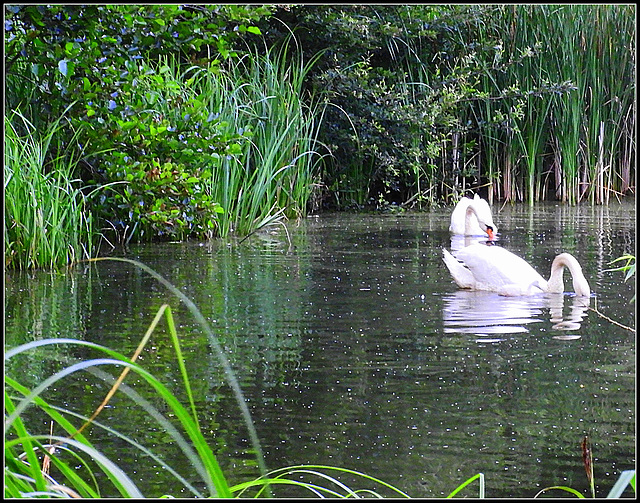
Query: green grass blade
[
  {"left": 534, "top": 485, "right": 586, "bottom": 498},
  {"left": 6, "top": 435, "right": 144, "bottom": 498},
  {"left": 84, "top": 257, "right": 269, "bottom": 482},
  {"left": 446, "top": 472, "right": 485, "bottom": 498}
]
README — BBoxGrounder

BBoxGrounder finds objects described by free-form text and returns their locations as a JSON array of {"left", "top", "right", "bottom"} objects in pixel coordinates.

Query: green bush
[
  {"left": 4, "top": 5, "right": 273, "bottom": 243},
  {"left": 5, "top": 4, "right": 273, "bottom": 121},
  {"left": 81, "top": 57, "right": 246, "bottom": 242}
]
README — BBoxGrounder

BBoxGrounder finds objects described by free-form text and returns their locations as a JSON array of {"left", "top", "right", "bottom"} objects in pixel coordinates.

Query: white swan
[
  {"left": 449, "top": 194, "right": 498, "bottom": 238},
  {"left": 442, "top": 244, "right": 591, "bottom": 297}
]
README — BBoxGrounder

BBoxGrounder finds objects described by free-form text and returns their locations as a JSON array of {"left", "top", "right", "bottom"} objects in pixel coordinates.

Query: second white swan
[
  {"left": 449, "top": 194, "right": 498, "bottom": 238},
  {"left": 442, "top": 244, "right": 591, "bottom": 297}
]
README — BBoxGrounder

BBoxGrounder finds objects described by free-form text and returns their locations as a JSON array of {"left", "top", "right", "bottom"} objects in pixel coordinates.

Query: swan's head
[
  {"left": 484, "top": 225, "right": 495, "bottom": 240},
  {"left": 467, "top": 196, "right": 498, "bottom": 238},
  {"left": 475, "top": 218, "right": 495, "bottom": 240}
]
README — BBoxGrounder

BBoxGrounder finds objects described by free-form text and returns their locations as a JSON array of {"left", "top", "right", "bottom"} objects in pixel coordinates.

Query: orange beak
[{"left": 486, "top": 228, "right": 494, "bottom": 240}]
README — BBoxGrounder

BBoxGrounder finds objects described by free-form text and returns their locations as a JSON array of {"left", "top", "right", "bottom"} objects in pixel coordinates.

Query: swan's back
[{"left": 452, "top": 244, "right": 547, "bottom": 295}]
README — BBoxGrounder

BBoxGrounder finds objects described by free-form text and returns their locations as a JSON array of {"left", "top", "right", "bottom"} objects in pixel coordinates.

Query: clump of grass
[
  {"left": 186, "top": 34, "right": 328, "bottom": 236},
  {"left": 5, "top": 295, "right": 240, "bottom": 497},
  {"left": 4, "top": 107, "right": 96, "bottom": 270}
]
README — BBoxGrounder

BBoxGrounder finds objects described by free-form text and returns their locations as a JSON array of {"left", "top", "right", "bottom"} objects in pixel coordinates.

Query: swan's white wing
[
  {"left": 453, "top": 245, "right": 547, "bottom": 295},
  {"left": 442, "top": 248, "right": 476, "bottom": 288}
]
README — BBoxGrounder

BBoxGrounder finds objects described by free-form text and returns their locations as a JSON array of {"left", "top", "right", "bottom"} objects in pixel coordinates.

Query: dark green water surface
[{"left": 5, "top": 201, "right": 636, "bottom": 498}]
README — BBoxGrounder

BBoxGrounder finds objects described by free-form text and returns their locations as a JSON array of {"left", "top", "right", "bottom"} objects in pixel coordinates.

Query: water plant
[
  {"left": 4, "top": 107, "right": 97, "bottom": 270},
  {"left": 472, "top": 4, "right": 635, "bottom": 205},
  {"left": 590, "top": 253, "right": 636, "bottom": 331},
  {"left": 187, "top": 33, "right": 328, "bottom": 236},
  {"left": 605, "top": 254, "right": 636, "bottom": 289}
]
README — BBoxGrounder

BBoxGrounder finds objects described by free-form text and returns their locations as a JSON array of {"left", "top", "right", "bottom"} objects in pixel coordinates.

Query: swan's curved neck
[
  {"left": 465, "top": 204, "right": 492, "bottom": 238},
  {"left": 547, "top": 253, "right": 591, "bottom": 297},
  {"left": 464, "top": 205, "right": 479, "bottom": 234}
]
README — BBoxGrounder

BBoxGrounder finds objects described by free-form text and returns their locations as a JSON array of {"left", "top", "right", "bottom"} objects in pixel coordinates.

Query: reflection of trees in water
[{"left": 441, "top": 290, "right": 590, "bottom": 341}]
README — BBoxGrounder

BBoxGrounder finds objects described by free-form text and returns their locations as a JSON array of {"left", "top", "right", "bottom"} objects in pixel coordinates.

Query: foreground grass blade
[
  {"left": 5, "top": 339, "right": 231, "bottom": 497},
  {"left": 446, "top": 472, "right": 485, "bottom": 498},
  {"left": 6, "top": 435, "right": 144, "bottom": 498},
  {"left": 231, "top": 464, "right": 412, "bottom": 498},
  {"left": 606, "top": 470, "right": 636, "bottom": 498},
  {"left": 85, "top": 257, "right": 269, "bottom": 481},
  {"left": 533, "top": 485, "right": 585, "bottom": 498}
]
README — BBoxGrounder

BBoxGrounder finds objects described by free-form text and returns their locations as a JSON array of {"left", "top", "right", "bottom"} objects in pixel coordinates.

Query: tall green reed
[
  {"left": 541, "top": 5, "right": 633, "bottom": 203},
  {"left": 4, "top": 107, "right": 96, "bottom": 270},
  {"left": 472, "top": 4, "right": 634, "bottom": 204},
  {"left": 180, "top": 36, "right": 327, "bottom": 236},
  {"left": 583, "top": 5, "right": 635, "bottom": 203}
]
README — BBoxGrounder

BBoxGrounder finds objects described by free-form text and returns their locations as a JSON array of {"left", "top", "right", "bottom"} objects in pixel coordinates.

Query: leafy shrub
[
  {"left": 81, "top": 57, "right": 248, "bottom": 242},
  {"left": 5, "top": 4, "right": 272, "bottom": 243}
]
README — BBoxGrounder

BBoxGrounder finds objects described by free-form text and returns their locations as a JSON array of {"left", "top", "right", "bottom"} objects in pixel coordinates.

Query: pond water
[{"left": 5, "top": 200, "right": 636, "bottom": 498}]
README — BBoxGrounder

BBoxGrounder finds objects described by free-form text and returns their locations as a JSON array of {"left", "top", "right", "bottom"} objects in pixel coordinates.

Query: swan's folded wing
[
  {"left": 442, "top": 248, "right": 476, "bottom": 289},
  {"left": 454, "top": 245, "right": 546, "bottom": 294}
]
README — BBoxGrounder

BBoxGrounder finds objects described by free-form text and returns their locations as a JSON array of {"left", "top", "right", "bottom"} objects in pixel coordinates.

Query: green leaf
[{"left": 227, "top": 143, "right": 243, "bottom": 155}]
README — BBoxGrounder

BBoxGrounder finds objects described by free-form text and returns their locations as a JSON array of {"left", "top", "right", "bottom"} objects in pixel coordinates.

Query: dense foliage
[
  {"left": 257, "top": 4, "right": 635, "bottom": 207},
  {"left": 5, "top": 4, "right": 274, "bottom": 244}
]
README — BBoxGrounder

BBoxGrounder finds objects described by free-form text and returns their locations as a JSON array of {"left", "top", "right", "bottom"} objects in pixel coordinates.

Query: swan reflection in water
[
  {"left": 449, "top": 234, "right": 498, "bottom": 253},
  {"left": 441, "top": 290, "right": 590, "bottom": 342}
]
